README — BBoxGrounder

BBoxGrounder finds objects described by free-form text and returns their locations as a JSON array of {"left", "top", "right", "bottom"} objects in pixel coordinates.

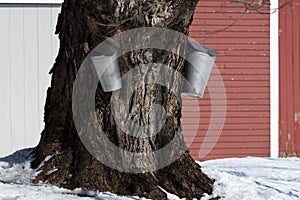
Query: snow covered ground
[
  {"left": 0, "top": 148, "right": 299, "bottom": 200},
  {"left": 200, "top": 157, "right": 300, "bottom": 200}
]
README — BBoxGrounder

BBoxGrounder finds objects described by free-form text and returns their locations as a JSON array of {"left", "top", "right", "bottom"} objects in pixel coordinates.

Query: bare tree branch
[
  {"left": 194, "top": 9, "right": 248, "bottom": 42},
  {"left": 272, "top": 0, "right": 294, "bottom": 13},
  {"left": 230, "top": 0, "right": 293, "bottom": 14},
  {"left": 195, "top": 0, "right": 293, "bottom": 41},
  {"left": 230, "top": 0, "right": 269, "bottom": 10}
]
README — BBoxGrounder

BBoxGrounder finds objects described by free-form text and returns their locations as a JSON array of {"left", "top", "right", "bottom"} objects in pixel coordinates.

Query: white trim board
[
  {"left": 270, "top": 0, "right": 279, "bottom": 158},
  {"left": 0, "top": 0, "right": 63, "bottom": 4}
]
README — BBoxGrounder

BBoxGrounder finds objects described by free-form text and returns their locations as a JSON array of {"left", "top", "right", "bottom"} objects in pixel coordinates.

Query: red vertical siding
[
  {"left": 182, "top": 0, "right": 271, "bottom": 160},
  {"left": 279, "top": 0, "right": 300, "bottom": 157}
]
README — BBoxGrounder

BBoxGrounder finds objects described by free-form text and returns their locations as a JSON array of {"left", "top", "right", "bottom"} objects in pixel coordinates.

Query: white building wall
[{"left": 0, "top": 3, "right": 61, "bottom": 156}]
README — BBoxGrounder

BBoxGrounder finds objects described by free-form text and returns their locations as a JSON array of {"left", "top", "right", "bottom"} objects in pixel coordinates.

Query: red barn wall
[
  {"left": 182, "top": 0, "right": 271, "bottom": 160},
  {"left": 279, "top": 0, "right": 300, "bottom": 157}
]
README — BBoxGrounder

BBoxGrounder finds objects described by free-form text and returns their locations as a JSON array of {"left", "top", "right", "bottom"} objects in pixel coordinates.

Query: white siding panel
[
  {"left": 9, "top": 5, "right": 26, "bottom": 151},
  {"left": 0, "top": 7, "right": 12, "bottom": 156},
  {"left": 0, "top": 4, "right": 61, "bottom": 156},
  {"left": 24, "top": 5, "right": 39, "bottom": 147}
]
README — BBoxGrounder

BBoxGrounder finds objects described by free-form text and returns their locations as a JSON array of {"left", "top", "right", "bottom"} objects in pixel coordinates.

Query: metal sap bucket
[
  {"left": 182, "top": 40, "right": 219, "bottom": 98},
  {"left": 90, "top": 37, "right": 122, "bottom": 92}
]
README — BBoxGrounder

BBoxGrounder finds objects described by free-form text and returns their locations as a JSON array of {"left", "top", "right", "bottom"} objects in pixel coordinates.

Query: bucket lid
[{"left": 187, "top": 40, "right": 219, "bottom": 57}]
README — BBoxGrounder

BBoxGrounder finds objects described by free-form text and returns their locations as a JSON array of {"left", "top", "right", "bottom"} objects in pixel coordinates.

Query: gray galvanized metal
[
  {"left": 90, "top": 37, "right": 122, "bottom": 92},
  {"left": 182, "top": 40, "right": 218, "bottom": 98}
]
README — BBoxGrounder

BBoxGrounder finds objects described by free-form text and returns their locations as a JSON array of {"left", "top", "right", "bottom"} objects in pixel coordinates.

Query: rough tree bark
[{"left": 31, "top": 0, "right": 215, "bottom": 199}]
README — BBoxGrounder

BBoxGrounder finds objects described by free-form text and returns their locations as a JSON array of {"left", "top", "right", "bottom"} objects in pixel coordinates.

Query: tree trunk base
[{"left": 32, "top": 141, "right": 214, "bottom": 200}]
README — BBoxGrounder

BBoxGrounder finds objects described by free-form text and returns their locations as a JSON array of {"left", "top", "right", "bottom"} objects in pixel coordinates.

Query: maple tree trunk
[{"left": 31, "top": 0, "right": 215, "bottom": 199}]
